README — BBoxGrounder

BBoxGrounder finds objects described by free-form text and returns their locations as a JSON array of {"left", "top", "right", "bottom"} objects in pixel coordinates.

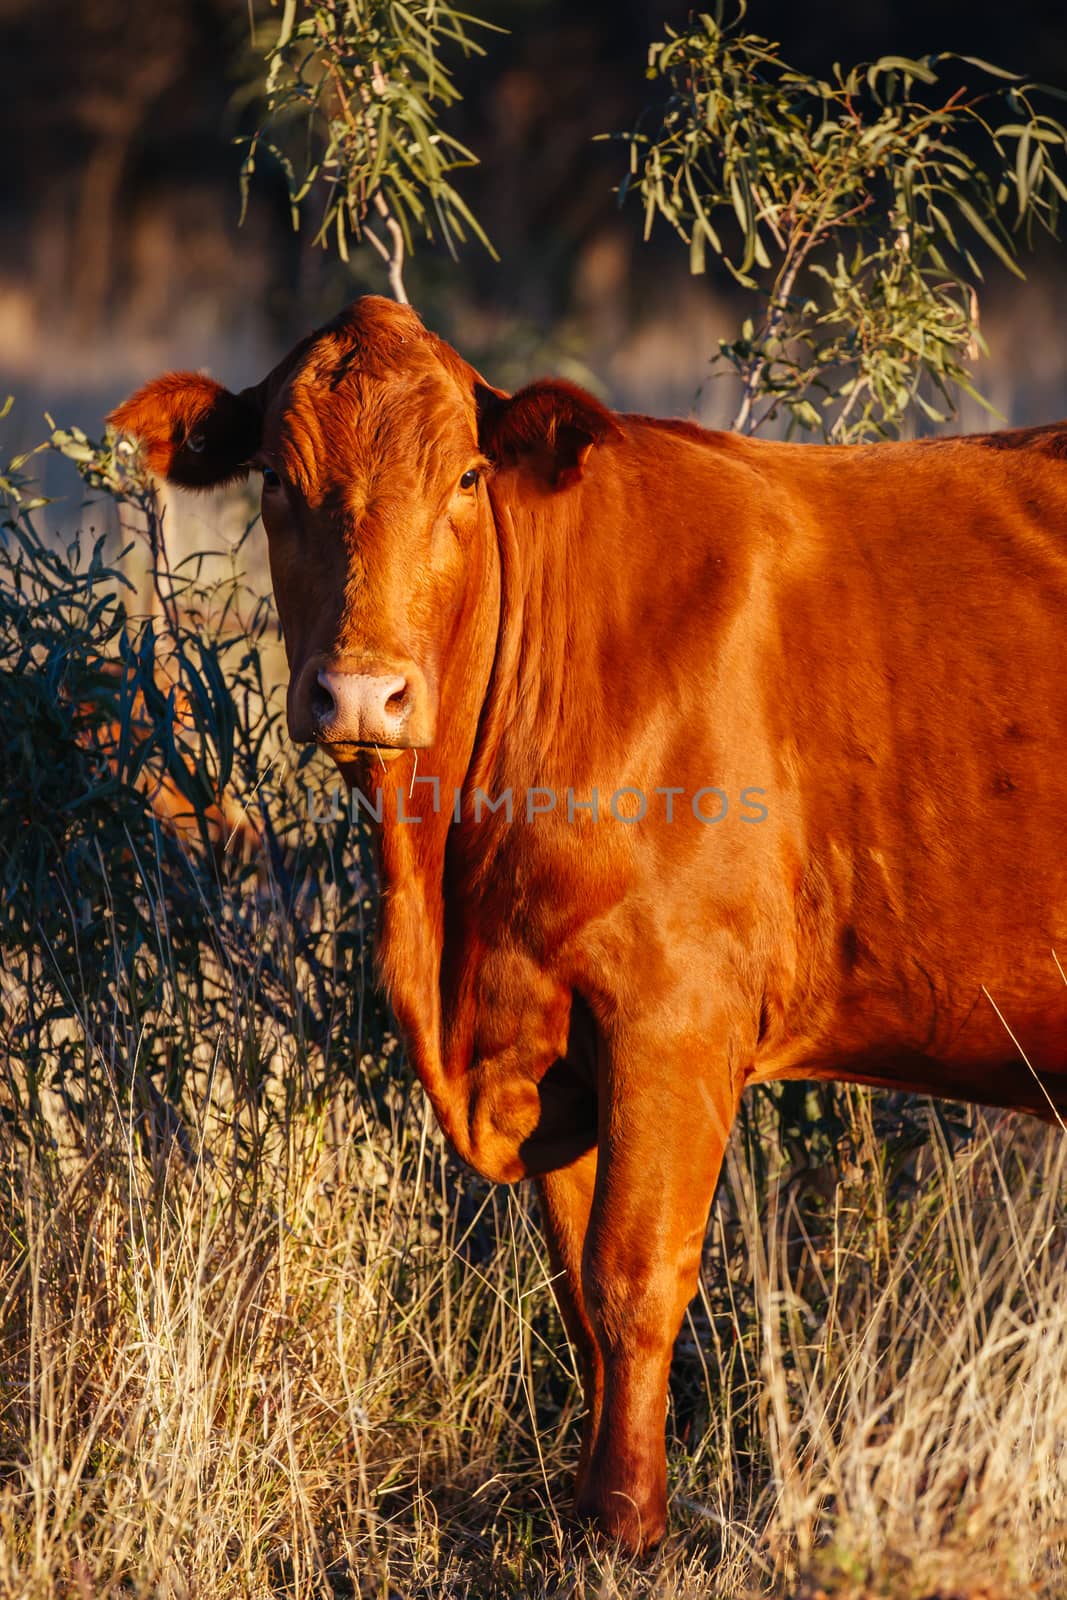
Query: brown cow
[{"left": 110, "top": 296, "right": 1067, "bottom": 1552}]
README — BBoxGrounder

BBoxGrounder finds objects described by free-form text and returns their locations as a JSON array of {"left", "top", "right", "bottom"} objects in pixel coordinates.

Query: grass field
[{"left": 2, "top": 1007, "right": 1066, "bottom": 1598}]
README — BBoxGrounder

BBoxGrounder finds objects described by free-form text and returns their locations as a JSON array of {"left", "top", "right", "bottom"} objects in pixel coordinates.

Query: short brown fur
[{"left": 110, "top": 297, "right": 1067, "bottom": 1554}]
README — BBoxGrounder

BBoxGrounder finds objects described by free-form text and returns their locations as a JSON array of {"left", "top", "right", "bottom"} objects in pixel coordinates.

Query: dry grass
[{"left": 1, "top": 1032, "right": 1066, "bottom": 1599}]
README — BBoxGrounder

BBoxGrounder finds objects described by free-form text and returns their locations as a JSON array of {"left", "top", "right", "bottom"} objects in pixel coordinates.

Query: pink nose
[{"left": 310, "top": 669, "right": 411, "bottom": 746}]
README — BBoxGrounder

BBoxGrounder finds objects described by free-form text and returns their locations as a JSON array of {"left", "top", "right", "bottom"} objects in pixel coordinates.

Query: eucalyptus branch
[
  {"left": 828, "top": 375, "right": 871, "bottom": 443},
  {"left": 242, "top": 0, "right": 499, "bottom": 295},
  {"left": 362, "top": 61, "right": 409, "bottom": 301},
  {"left": 612, "top": 6, "right": 1067, "bottom": 442},
  {"left": 730, "top": 250, "right": 804, "bottom": 433},
  {"left": 313, "top": 22, "right": 410, "bottom": 301},
  {"left": 363, "top": 206, "right": 409, "bottom": 303}
]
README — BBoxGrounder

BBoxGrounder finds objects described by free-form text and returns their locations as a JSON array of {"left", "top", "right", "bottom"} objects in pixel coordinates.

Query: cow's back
[{"left": 546, "top": 420, "right": 1067, "bottom": 1107}]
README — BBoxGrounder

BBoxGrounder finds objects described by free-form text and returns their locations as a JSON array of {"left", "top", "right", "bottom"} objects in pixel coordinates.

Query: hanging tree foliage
[
  {"left": 242, "top": 0, "right": 500, "bottom": 302},
  {"left": 613, "top": 4, "right": 1067, "bottom": 440}
]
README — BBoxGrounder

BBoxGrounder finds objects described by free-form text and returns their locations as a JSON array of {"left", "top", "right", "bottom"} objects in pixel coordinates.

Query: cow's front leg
[
  {"left": 575, "top": 1031, "right": 742, "bottom": 1554},
  {"left": 536, "top": 1146, "right": 601, "bottom": 1495}
]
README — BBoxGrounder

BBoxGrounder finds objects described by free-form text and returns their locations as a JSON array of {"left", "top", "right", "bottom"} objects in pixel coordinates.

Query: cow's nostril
[
  {"left": 307, "top": 668, "right": 420, "bottom": 746},
  {"left": 310, "top": 678, "right": 336, "bottom": 728}
]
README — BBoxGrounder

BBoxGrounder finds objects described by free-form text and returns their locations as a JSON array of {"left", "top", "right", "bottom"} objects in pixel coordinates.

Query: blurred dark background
[{"left": 1, "top": 0, "right": 1065, "bottom": 537}]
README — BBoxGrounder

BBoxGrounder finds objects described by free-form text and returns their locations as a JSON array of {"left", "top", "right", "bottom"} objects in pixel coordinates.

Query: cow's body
[
  {"left": 111, "top": 299, "right": 1067, "bottom": 1553},
  {"left": 409, "top": 416, "right": 1067, "bottom": 1175}
]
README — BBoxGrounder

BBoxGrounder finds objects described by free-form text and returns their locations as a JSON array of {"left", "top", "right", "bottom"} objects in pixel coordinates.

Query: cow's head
[{"left": 109, "top": 297, "right": 617, "bottom": 767}]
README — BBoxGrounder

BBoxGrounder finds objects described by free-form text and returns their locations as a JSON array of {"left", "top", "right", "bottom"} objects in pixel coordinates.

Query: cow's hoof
[{"left": 574, "top": 1483, "right": 667, "bottom": 1556}]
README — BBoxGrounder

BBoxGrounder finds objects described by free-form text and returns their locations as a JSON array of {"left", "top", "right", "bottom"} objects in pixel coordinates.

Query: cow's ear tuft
[
  {"left": 478, "top": 379, "right": 620, "bottom": 489},
  {"left": 108, "top": 372, "right": 262, "bottom": 489}
]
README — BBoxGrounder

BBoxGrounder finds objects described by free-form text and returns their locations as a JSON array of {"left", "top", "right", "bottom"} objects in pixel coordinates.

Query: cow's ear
[
  {"left": 478, "top": 379, "right": 620, "bottom": 489},
  {"left": 108, "top": 372, "right": 262, "bottom": 489}
]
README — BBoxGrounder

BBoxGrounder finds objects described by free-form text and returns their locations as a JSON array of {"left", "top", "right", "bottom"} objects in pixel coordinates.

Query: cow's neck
[
  {"left": 465, "top": 471, "right": 610, "bottom": 818},
  {"left": 365, "top": 469, "right": 613, "bottom": 1149}
]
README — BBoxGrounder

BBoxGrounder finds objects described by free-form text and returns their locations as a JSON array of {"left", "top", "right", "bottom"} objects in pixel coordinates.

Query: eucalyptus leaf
[
  {"left": 610, "top": 6, "right": 1065, "bottom": 443},
  {"left": 241, "top": 0, "right": 499, "bottom": 298}
]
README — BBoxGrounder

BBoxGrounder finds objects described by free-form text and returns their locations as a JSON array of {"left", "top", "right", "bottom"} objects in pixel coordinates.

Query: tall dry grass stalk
[{"left": 2, "top": 1040, "right": 1066, "bottom": 1598}]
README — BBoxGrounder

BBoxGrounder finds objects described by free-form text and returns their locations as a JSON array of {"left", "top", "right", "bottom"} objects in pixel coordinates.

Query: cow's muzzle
[{"left": 289, "top": 660, "right": 434, "bottom": 751}]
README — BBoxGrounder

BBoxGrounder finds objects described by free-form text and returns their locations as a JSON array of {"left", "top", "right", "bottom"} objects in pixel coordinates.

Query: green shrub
[{"left": 0, "top": 416, "right": 390, "bottom": 1149}]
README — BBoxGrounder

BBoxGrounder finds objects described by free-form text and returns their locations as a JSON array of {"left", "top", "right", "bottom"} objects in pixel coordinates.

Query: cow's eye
[
  {"left": 459, "top": 467, "right": 479, "bottom": 491},
  {"left": 262, "top": 467, "right": 281, "bottom": 491}
]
